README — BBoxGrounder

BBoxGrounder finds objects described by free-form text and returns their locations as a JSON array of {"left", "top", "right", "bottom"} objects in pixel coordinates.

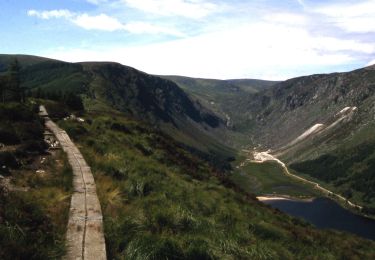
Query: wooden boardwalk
[{"left": 39, "top": 106, "right": 107, "bottom": 260}]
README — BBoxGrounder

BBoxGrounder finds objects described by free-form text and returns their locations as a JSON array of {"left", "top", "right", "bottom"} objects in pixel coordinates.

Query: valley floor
[{"left": 234, "top": 150, "right": 370, "bottom": 219}]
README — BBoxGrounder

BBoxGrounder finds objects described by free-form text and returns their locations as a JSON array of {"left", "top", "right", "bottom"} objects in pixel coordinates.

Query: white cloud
[
  {"left": 263, "top": 13, "right": 308, "bottom": 26},
  {"left": 27, "top": 9, "right": 183, "bottom": 36},
  {"left": 366, "top": 59, "right": 375, "bottom": 66},
  {"left": 123, "top": 22, "right": 185, "bottom": 36},
  {"left": 122, "top": 0, "right": 218, "bottom": 19},
  {"left": 316, "top": 1, "right": 375, "bottom": 18},
  {"left": 297, "top": 0, "right": 305, "bottom": 7},
  {"left": 72, "top": 13, "right": 124, "bottom": 31},
  {"left": 28, "top": 2, "right": 375, "bottom": 80},
  {"left": 72, "top": 14, "right": 184, "bottom": 36},
  {"left": 43, "top": 22, "right": 373, "bottom": 80},
  {"left": 314, "top": 1, "right": 375, "bottom": 33},
  {"left": 27, "top": 9, "right": 74, "bottom": 19},
  {"left": 86, "top": 0, "right": 108, "bottom": 5},
  {"left": 312, "top": 37, "right": 374, "bottom": 54}
]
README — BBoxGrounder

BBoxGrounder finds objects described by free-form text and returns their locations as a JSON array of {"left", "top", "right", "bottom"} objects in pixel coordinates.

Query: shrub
[
  {"left": 16, "top": 140, "right": 47, "bottom": 155},
  {"left": 64, "top": 124, "right": 87, "bottom": 139},
  {"left": 0, "top": 128, "right": 20, "bottom": 145},
  {"left": 110, "top": 122, "right": 131, "bottom": 134},
  {"left": 0, "top": 151, "right": 18, "bottom": 169}
]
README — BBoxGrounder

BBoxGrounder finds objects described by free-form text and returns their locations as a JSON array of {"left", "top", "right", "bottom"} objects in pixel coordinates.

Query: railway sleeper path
[{"left": 39, "top": 106, "right": 107, "bottom": 260}]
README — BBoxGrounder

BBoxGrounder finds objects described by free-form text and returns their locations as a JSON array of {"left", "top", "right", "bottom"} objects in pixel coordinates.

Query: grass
[
  {"left": 56, "top": 109, "right": 375, "bottom": 259},
  {"left": 0, "top": 151, "right": 72, "bottom": 259},
  {"left": 289, "top": 138, "right": 375, "bottom": 214},
  {"left": 0, "top": 101, "right": 72, "bottom": 259},
  {"left": 232, "top": 161, "right": 318, "bottom": 197}
]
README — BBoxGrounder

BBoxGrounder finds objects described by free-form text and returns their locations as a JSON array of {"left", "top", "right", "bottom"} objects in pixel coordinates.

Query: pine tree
[
  {"left": 0, "top": 75, "right": 7, "bottom": 103},
  {"left": 8, "top": 59, "right": 24, "bottom": 102}
]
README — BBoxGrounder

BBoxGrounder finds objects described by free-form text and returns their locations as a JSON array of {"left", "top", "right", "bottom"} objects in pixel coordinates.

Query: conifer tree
[
  {"left": 8, "top": 59, "right": 24, "bottom": 102},
  {"left": 0, "top": 75, "right": 6, "bottom": 103}
]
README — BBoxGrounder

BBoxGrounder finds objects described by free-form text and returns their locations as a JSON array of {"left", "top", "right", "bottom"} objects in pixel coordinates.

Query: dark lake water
[{"left": 262, "top": 197, "right": 375, "bottom": 240}]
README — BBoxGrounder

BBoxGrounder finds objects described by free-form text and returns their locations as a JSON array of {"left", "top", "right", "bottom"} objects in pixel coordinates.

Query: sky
[{"left": 1, "top": 0, "right": 375, "bottom": 80}]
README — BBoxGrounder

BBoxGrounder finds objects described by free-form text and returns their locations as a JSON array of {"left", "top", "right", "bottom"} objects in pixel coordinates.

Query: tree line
[
  {"left": 0, "top": 59, "right": 25, "bottom": 103},
  {"left": 0, "top": 58, "right": 84, "bottom": 110}
]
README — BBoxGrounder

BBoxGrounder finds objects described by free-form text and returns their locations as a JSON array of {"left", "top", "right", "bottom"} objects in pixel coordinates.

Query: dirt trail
[
  {"left": 252, "top": 151, "right": 363, "bottom": 210},
  {"left": 39, "top": 106, "right": 107, "bottom": 260}
]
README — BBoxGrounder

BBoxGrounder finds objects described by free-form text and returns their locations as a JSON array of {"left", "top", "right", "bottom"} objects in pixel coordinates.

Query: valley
[
  {"left": 167, "top": 66, "right": 375, "bottom": 215},
  {"left": 1, "top": 54, "right": 375, "bottom": 258},
  {"left": 252, "top": 150, "right": 362, "bottom": 211}
]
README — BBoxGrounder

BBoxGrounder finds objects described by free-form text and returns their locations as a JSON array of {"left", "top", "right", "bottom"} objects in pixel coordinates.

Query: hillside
[
  {"left": 234, "top": 65, "right": 375, "bottom": 212},
  {"left": 163, "top": 63, "right": 375, "bottom": 213},
  {"left": 0, "top": 102, "right": 72, "bottom": 259},
  {"left": 243, "top": 66, "right": 375, "bottom": 148},
  {"left": 0, "top": 54, "right": 54, "bottom": 73},
  {"left": 162, "top": 75, "right": 278, "bottom": 145},
  {"left": 1, "top": 54, "right": 375, "bottom": 258},
  {"left": 0, "top": 55, "right": 234, "bottom": 169},
  {"left": 54, "top": 103, "right": 375, "bottom": 259}
]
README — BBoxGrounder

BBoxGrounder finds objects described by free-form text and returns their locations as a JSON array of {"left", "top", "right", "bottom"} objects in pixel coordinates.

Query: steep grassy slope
[{"left": 55, "top": 107, "right": 375, "bottom": 259}]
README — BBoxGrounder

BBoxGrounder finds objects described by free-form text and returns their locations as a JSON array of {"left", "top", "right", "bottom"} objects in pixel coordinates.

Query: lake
[{"left": 262, "top": 197, "right": 375, "bottom": 240}]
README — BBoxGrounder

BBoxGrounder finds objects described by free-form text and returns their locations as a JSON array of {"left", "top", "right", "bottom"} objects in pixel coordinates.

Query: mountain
[
  {"left": 162, "top": 75, "right": 279, "bottom": 146},
  {"left": 0, "top": 55, "right": 234, "bottom": 168},
  {"left": 161, "top": 76, "right": 278, "bottom": 119},
  {"left": 0, "top": 54, "right": 54, "bottom": 73},
  {"left": 163, "top": 64, "right": 375, "bottom": 212},
  {"left": 3, "top": 54, "right": 375, "bottom": 210},
  {"left": 1, "top": 54, "right": 375, "bottom": 258},
  {"left": 228, "top": 65, "right": 375, "bottom": 212},
  {"left": 241, "top": 66, "right": 375, "bottom": 148}
]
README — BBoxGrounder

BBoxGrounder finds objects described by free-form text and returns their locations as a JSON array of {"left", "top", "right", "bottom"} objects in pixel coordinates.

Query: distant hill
[
  {"left": 0, "top": 54, "right": 55, "bottom": 73},
  {"left": 161, "top": 75, "right": 279, "bottom": 144}
]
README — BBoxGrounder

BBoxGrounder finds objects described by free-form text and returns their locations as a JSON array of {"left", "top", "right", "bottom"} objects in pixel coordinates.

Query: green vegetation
[
  {"left": 0, "top": 58, "right": 25, "bottom": 103},
  {"left": 290, "top": 140, "right": 375, "bottom": 214},
  {"left": 0, "top": 102, "right": 45, "bottom": 173},
  {"left": 0, "top": 56, "right": 234, "bottom": 163},
  {"left": 57, "top": 109, "right": 375, "bottom": 259},
  {"left": 163, "top": 76, "right": 278, "bottom": 147},
  {"left": 232, "top": 162, "right": 318, "bottom": 197},
  {"left": 1, "top": 54, "right": 375, "bottom": 258},
  {"left": 0, "top": 102, "right": 72, "bottom": 259},
  {"left": 0, "top": 151, "right": 72, "bottom": 259}
]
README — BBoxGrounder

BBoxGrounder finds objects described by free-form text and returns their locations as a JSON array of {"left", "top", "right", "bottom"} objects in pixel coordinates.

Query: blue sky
[{"left": 1, "top": 0, "right": 375, "bottom": 80}]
